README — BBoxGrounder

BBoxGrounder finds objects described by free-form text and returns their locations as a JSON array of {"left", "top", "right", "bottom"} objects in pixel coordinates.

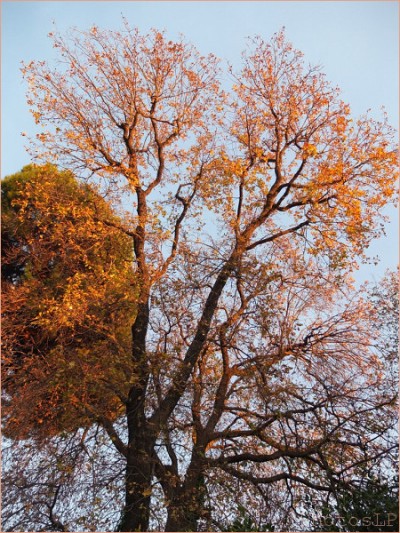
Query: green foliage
[
  {"left": 313, "top": 477, "right": 399, "bottom": 532},
  {"left": 2, "top": 164, "right": 137, "bottom": 439}
]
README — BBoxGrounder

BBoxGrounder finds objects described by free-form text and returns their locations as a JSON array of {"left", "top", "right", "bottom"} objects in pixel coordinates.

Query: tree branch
[{"left": 246, "top": 220, "right": 310, "bottom": 251}]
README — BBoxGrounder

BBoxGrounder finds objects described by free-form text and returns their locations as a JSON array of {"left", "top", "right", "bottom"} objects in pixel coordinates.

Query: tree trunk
[
  {"left": 165, "top": 486, "right": 205, "bottom": 533},
  {"left": 165, "top": 462, "right": 207, "bottom": 532},
  {"left": 118, "top": 434, "right": 154, "bottom": 532},
  {"left": 165, "top": 502, "right": 200, "bottom": 532},
  {"left": 118, "top": 301, "right": 154, "bottom": 532}
]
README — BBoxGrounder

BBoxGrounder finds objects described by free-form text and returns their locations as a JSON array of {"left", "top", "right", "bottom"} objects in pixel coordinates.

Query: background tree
[
  {"left": 2, "top": 164, "right": 136, "bottom": 440},
  {"left": 315, "top": 475, "right": 399, "bottom": 532},
  {"left": 2, "top": 26, "right": 398, "bottom": 532}
]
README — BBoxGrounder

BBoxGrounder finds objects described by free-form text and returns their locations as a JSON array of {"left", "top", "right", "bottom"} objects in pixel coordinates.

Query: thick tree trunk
[
  {"left": 165, "top": 503, "right": 201, "bottom": 532},
  {"left": 165, "top": 456, "right": 207, "bottom": 532},
  {"left": 118, "top": 301, "right": 154, "bottom": 532},
  {"left": 165, "top": 485, "right": 206, "bottom": 533},
  {"left": 118, "top": 433, "right": 154, "bottom": 532}
]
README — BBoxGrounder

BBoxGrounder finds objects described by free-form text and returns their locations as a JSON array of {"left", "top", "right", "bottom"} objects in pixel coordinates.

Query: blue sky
[{"left": 1, "top": 1, "right": 398, "bottom": 280}]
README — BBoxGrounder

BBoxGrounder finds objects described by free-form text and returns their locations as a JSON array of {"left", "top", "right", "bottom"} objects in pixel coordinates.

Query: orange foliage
[{"left": 2, "top": 164, "right": 136, "bottom": 440}]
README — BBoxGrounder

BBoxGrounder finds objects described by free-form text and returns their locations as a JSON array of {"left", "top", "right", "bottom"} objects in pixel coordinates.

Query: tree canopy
[
  {"left": 2, "top": 26, "right": 398, "bottom": 532},
  {"left": 2, "top": 164, "right": 137, "bottom": 440}
]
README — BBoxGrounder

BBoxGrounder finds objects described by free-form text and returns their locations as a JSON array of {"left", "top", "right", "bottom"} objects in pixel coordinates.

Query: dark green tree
[{"left": 315, "top": 476, "right": 398, "bottom": 532}]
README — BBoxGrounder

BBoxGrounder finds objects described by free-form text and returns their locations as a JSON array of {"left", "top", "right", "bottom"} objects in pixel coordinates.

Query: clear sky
[{"left": 1, "top": 1, "right": 399, "bottom": 281}]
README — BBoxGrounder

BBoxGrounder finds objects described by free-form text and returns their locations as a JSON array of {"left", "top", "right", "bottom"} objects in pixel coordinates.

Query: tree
[
  {"left": 3, "top": 26, "right": 398, "bottom": 531},
  {"left": 314, "top": 475, "right": 399, "bottom": 532},
  {"left": 2, "top": 164, "right": 137, "bottom": 440}
]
